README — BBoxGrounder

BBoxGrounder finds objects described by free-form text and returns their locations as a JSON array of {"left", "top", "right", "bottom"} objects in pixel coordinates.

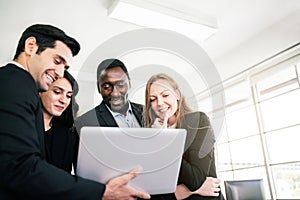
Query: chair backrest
[{"left": 224, "top": 179, "right": 266, "bottom": 200}]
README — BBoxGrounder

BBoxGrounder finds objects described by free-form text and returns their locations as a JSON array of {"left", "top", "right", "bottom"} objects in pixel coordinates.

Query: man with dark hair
[
  {"left": 13, "top": 24, "right": 81, "bottom": 61},
  {"left": 0, "top": 24, "right": 150, "bottom": 200},
  {"left": 77, "top": 58, "right": 143, "bottom": 129}
]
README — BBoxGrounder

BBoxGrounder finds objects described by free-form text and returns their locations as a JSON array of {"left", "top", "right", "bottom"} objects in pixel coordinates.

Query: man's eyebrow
[
  {"left": 55, "top": 54, "right": 66, "bottom": 62},
  {"left": 55, "top": 54, "right": 70, "bottom": 69},
  {"left": 101, "top": 82, "right": 113, "bottom": 85},
  {"left": 102, "top": 80, "right": 126, "bottom": 84}
]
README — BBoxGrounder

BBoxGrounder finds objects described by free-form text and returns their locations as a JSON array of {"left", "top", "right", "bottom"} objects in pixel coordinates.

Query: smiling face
[
  {"left": 149, "top": 79, "right": 179, "bottom": 121},
  {"left": 40, "top": 77, "right": 73, "bottom": 117},
  {"left": 26, "top": 39, "right": 72, "bottom": 92},
  {"left": 99, "top": 66, "right": 130, "bottom": 114}
]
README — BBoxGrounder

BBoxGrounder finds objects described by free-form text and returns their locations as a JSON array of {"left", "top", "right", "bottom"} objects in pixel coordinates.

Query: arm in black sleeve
[
  {"left": 0, "top": 66, "right": 105, "bottom": 200},
  {"left": 178, "top": 112, "right": 217, "bottom": 191}
]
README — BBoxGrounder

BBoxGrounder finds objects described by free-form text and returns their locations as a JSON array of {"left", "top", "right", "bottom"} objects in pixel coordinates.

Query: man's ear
[
  {"left": 24, "top": 37, "right": 38, "bottom": 56},
  {"left": 97, "top": 81, "right": 101, "bottom": 94}
]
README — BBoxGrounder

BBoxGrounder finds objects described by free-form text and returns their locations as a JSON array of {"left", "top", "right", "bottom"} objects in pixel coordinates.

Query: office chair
[{"left": 224, "top": 179, "right": 266, "bottom": 200}]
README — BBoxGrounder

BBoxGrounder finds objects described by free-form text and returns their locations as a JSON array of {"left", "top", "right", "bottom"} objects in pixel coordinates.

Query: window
[
  {"left": 266, "top": 125, "right": 300, "bottom": 164},
  {"left": 260, "top": 90, "right": 300, "bottom": 132},
  {"left": 230, "top": 136, "right": 264, "bottom": 169},
  {"left": 271, "top": 162, "right": 300, "bottom": 199},
  {"left": 205, "top": 45, "right": 300, "bottom": 200}
]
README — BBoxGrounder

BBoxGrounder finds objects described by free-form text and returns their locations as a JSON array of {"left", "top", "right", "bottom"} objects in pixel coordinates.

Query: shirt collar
[
  {"left": 106, "top": 101, "right": 133, "bottom": 117},
  {"left": 8, "top": 61, "right": 27, "bottom": 71}
]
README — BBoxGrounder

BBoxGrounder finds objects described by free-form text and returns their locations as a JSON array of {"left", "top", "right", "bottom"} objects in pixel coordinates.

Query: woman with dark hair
[
  {"left": 145, "top": 73, "right": 223, "bottom": 200},
  {"left": 39, "top": 70, "right": 79, "bottom": 173}
]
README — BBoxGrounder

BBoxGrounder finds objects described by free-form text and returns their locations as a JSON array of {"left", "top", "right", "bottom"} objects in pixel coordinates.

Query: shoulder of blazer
[
  {"left": 94, "top": 101, "right": 118, "bottom": 127},
  {"left": 130, "top": 102, "right": 144, "bottom": 113},
  {"left": 76, "top": 104, "right": 103, "bottom": 129},
  {"left": 130, "top": 102, "right": 144, "bottom": 125},
  {"left": 98, "top": 101, "right": 108, "bottom": 111},
  {"left": 182, "top": 111, "right": 211, "bottom": 129},
  {"left": 0, "top": 64, "right": 38, "bottom": 96},
  {"left": 183, "top": 111, "right": 208, "bottom": 121},
  {"left": 184, "top": 111, "right": 205, "bottom": 117}
]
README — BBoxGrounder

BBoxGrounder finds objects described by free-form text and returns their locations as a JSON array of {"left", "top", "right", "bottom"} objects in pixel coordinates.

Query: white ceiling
[
  {"left": 0, "top": 0, "right": 299, "bottom": 71},
  {"left": 138, "top": 0, "right": 300, "bottom": 58}
]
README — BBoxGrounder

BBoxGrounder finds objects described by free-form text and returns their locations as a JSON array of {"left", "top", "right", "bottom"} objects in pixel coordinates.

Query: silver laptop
[{"left": 76, "top": 127, "right": 187, "bottom": 194}]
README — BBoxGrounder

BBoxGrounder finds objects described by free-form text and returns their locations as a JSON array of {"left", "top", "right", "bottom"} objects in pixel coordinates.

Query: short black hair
[
  {"left": 96, "top": 58, "right": 130, "bottom": 93},
  {"left": 13, "top": 24, "right": 80, "bottom": 59}
]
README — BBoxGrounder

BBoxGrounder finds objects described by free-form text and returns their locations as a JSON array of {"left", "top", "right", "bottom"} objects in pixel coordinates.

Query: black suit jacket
[
  {"left": 76, "top": 101, "right": 144, "bottom": 131},
  {"left": 150, "top": 112, "right": 223, "bottom": 200},
  {"left": 0, "top": 64, "right": 104, "bottom": 200},
  {"left": 178, "top": 112, "right": 223, "bottom": 200}
]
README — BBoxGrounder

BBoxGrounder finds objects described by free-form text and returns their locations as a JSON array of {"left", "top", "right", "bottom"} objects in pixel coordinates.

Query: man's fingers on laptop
[
  {"left": 129, "top": 166, "right": 143, "bottom": 175},
  {"left": 127, "top": 168, "right": 150, "bottom": 199},
  {"left": 124, "top": 166, "right": 143, "bottom": 182},
  {"left": 130, "top": 187, "right": 151, "bottom": 199},
  {"left": 116, "top": 167, "right": 143, "bottom": 185}
]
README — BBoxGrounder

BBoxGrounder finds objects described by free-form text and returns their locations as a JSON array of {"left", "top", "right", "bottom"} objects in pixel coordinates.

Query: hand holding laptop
[{"left": 103, "top": 167, "right": 150, "bottom": 200}]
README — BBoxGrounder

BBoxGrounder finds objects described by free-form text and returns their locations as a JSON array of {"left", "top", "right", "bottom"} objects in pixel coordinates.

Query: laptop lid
[{"left": 76, "top": 127, "right": 187, "bottom": 194}]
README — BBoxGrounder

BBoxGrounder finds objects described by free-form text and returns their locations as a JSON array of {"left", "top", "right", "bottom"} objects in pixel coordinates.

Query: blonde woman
[{"left": 145, "top": 73, "right": 223, "bottom": 200}]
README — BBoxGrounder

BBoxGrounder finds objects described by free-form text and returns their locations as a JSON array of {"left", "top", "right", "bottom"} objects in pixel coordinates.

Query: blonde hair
[{"left": 144, "top": 73, "right": 192, "bottom": 128}]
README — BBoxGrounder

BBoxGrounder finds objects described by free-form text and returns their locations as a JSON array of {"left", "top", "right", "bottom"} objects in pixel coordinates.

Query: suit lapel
[
  {"left": 96, "top": 101, "right": 143, "bottom": 127},
  {"left": 131, "top": 103, "right": 143, "bottom": 127},
  {"left": 96, "top": 102, "right": 119, "bottom": 127}
]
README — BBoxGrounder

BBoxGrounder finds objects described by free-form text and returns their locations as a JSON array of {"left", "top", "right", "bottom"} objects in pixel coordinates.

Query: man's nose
[
  {"left": 110, "top": 85, "right": 120, "bottom": 96},
  {"left": 55, "top": 65, "right": 65, "bottom": 79}
]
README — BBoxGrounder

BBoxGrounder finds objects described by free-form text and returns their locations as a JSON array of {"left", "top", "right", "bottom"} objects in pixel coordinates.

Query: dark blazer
[
  {"left": 76, "top": 101, "right": 144, "bottom": 131},
  {"left": 0, "top": 64, "right": 104, "bottom": 200},
  {"left": 178, "top": 111, "right": 223, "bottom": 200},
  {"left": 151, "top": 112, "right": 223, "bottom": 200}
]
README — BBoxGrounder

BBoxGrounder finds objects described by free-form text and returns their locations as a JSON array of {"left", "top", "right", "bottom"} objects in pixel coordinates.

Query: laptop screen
[{"left": 76, "top": 127, "right": 187, "bottom": 194}]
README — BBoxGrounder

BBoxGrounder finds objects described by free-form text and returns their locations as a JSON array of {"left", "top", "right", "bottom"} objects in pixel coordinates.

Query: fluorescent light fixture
[{"left": 108, "top": 0, "right": 218, "bottom": 41}]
